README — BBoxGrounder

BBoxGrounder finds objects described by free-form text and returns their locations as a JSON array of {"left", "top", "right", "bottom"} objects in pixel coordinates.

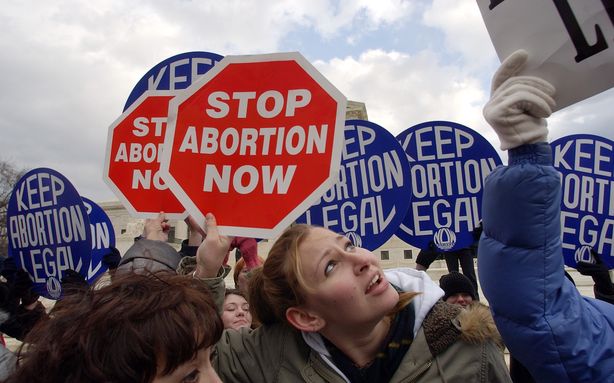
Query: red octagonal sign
[
  {"left": 104, "top": 91, "right": 186, "bottom": 220},
  {"left": 160, "top": 52, "right": 347, "bottom": 238}
]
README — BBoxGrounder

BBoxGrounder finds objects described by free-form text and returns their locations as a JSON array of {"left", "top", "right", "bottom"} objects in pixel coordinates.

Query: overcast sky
[{"left": 1, "top": 0, "right": 613, "bottom": 203}]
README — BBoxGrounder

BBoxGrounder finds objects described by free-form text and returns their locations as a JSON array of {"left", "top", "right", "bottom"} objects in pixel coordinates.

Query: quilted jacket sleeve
[{"left": 478, "top": 143, "right": 614, "bottom": 382}]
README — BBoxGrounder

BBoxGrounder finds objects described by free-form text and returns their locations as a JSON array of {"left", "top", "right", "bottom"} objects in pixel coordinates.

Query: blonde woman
[{"left": 193, "top": 215, "right": 511, "bottom": 382}]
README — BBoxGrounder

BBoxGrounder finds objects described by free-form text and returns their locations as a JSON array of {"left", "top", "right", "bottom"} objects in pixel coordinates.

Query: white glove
[{"left": 483, "top": 50, "right": 556, "bottom": 150}]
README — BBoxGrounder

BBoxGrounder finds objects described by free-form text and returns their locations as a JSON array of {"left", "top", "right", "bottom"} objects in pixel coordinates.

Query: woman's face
[
  {"left": 296, "top": 227, "right": 399, "bottom": 328},
  {"left": 153, "top": 347, "right": 221, "bottom": 383},
  {"left": 222, "top": 293, "right": 252, "bottom": 330}
]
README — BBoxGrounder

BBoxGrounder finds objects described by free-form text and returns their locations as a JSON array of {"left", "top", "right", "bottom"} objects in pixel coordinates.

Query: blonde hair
[
  {"left": 233, "top": 255, "right": 266, "bottom": 286},
  {"left": 249, "top": 224, "right": 310, "bottom": 325},
  {"left": 249, "top": 224, "right": 418, "bottom": 326}
]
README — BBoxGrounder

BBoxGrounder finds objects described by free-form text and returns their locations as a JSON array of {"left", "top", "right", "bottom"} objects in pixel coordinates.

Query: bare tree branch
[{"left": 0, "top": 159, "right": 28, "bottom": 258}]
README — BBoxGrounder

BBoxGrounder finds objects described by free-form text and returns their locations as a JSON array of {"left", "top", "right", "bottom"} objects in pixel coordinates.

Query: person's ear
[{"left": 286, "top": 306, "right": 325, "bottom": 332}]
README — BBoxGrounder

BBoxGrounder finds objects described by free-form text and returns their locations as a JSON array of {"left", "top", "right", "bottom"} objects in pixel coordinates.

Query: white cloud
[
  {"left": 315, "top": 49, "right": 489, "bottom": 136},
  {"left": 549, "top": 88, "right": 614, "bottom": 142},
  {"left": 0, "top": 0, "right": 420, "bottom": 201},
  {"left": 1, "top": 0, "right": 613, "bottom": 203},
  {"left": 422, "top": 0, "right": 498, "bottom": 70}
]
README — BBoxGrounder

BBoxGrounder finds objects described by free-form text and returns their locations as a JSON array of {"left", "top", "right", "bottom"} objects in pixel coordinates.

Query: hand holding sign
[
  {"left": 483, "top": 50, "right": 556, "bottom": 150},
  {"left": 181, "top": 215, "right": 205, "bottom": 249},
  {"left": 195, "top": 213, "right": 233, "bottom": 278},
  {"left": 143, "top": 212, "right": 171, "bottom": 242}
]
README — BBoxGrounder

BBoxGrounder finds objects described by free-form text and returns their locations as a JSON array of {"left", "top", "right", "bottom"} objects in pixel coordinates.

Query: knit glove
[
  {"left": 577, "top": 250, "right": 614, "bottom": 295},
  {"left": 483, "top": 50, "right": 556, "bottom": 150}
]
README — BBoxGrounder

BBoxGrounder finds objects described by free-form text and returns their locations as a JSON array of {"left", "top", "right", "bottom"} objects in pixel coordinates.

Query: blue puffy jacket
[{"left": 478, "top": 143, "right": 614, "bottom": 382}]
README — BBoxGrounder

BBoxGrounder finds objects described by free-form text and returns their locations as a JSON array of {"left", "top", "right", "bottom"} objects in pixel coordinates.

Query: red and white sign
[
  {"left": 160, "top": 52, "right": 347, "bottom": 238},
  {"left": 104, "top": 91, "right": 186, "bottom": 219}
]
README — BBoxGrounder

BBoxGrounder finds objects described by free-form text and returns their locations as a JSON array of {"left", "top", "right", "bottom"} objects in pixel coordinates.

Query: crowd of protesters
[{"left": 0, "top": 49, "right": 613, "bottom": 382}]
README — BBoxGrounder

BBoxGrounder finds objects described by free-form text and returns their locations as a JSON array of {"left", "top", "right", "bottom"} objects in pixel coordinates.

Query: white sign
[{"left": 477, "top": 0, "right": 614, "bottom": 110}]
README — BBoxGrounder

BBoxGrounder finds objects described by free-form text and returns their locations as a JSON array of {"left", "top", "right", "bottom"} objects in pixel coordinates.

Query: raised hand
[
  {"left": 185, "top": 214, "right": 206, "bottom": 246},
  {"left": 483, "top": 49, "right": 556, "bottom": 150},
  {"left": 143, "top": 212, "right": 171, "bottom": 242},
  {"left": 194, "top": 213, "right": 233, "bottom": 278}
]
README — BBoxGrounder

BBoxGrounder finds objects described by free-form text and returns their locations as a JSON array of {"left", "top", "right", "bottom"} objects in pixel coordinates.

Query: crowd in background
[{"left": 0, "top": 50, "right": 613, "bottom": 382}]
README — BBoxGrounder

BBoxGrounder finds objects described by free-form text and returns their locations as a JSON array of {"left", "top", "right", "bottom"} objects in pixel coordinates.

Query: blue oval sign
[
  {"left": 82, "top": 197, "right": 116, "bottom": 283},
  {"left": 124, "top": 51, "right": 224, "bottom": 110},
  {"left": 395, "top": 121, "right": 502, "bottom": 251},
  {"left": 297, "top": 120, "right": 412, "bottom": 250},
  {"left": 551, "top": 134, "right": 614, "bottom": 269},
  {"left": 6, "top": 168, "right": 92, "bottom": 299}
]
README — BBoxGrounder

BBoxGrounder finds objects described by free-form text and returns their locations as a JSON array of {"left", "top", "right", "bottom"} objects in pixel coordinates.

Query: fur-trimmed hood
[
  {"left": 458, "top": 302, "right": 504, "bottom": 350},
  {"left": 421, "top": 300, "right": 505, "bottom": 358}
]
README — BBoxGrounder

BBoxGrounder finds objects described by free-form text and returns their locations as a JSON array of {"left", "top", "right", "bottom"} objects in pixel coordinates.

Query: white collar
[{"left": 301, "top": 267, "right": 444, "bottom": 380}]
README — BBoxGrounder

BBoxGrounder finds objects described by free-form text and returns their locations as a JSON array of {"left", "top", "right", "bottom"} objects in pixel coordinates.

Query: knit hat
[{"left": 439, "top": 272, "right": 477, "bottom": 301}]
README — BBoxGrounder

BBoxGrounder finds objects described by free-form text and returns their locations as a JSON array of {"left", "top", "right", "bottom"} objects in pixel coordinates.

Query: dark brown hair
[
  {"left": 4, "top": 272, "right": 223, "bottom": 383},
  {"left": 224, "top": 288, "right": 247, "bottom": 299}
]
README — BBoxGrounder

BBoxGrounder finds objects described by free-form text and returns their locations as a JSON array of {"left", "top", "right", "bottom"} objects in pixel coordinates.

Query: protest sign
[
  {"left": 297, "top": 119, "right": 412, "bottom": 250},
  {"left": 82, "top": 197, "right": 116, "bottom": 283},
  {"left": 396, "top": 121, "right": 502, "bottom": 251},
  {"left": 124, "top": 51, "right": 223, "bottom": 110},
  {"left": 477, "top": 0, "right": 614, "bottom": 110},
  {"left": 552, "top": 134, "right": 614, "bottom": 269},
  {"left": 6, "top": 168, "right": 91, "bottom": 299},
  {"left": 105, "top": 91, "right": 186, "bottom": 219},
  {"left": 160, "top": 52, "right": 347, "bottom": 238},
  {"left": 107, "top": 52, "right": 224, "bottom": 218}
]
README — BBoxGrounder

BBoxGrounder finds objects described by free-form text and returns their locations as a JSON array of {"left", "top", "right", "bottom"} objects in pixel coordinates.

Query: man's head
[
  {"left": 116, "top": 239, "right": 182, "bottom": 276},
  {"left": 439, "top": 271, "right": 477, "bottom": 307}
]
